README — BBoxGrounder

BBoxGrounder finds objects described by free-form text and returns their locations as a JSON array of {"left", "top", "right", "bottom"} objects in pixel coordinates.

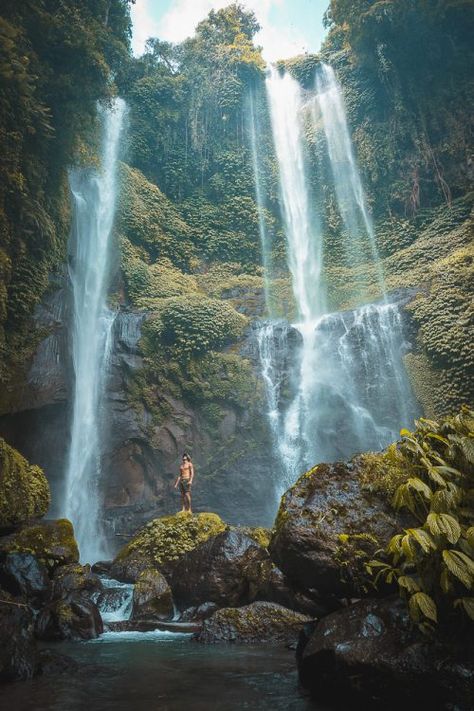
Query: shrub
[
  {"left": 156, "top": 294, "right": 247, "bottom": 359},
  {"left": 367, "top": 408, "right": 474, "bottom": 630}
]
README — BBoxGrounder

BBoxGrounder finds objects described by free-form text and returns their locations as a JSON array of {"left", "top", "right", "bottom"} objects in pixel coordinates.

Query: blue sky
[{"left": 131, "top": 0, "right": 329, "bottom": 62}]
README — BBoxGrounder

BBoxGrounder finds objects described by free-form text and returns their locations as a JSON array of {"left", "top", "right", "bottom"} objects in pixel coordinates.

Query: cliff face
[{"left": 0, "top": 2, "right": 472, "bottom": 550}]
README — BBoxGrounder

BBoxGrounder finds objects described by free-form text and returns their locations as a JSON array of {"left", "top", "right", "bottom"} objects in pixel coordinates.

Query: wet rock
[
  {"left": 35, "top": 594, "right": 103, "bottom": 641},
  {"left": 131, "top": 569, "right": 173, "bottom": 621},
  {"left": 269, "top": 459, "right": 408, "bottom": 597},
  {"left": 196, "top": 601, "right": 310, "bottom": 645},
  {"left": 180, "top": 602, "right": 219, "bottom": 622},
  {"left": 110, "top": 512, "right": 226, "bottom": 582},
  {"left": 0, "top": 519, "right": 79, "bottom": 573},
  {"left": 0, "top": 552, "right": 50, "bottom": 605},
  {"left": 91, "top": 560, "right": 112, "bottom": 575},
  {"left": 251, "top": 560, "right": 337, "bottom": 618},
  {"left": 52, "top": 563, "right": 103, "bottom": 600},
  {"left": 298, "top": 597, "right": 474, "bottom": 710},
  {"left": 0, "top": 592, "right": 37, "bottom": 681},
  {"left": 0, "top": 438, "right": 50, "bottom": 530},
  {"left": 37, "top": 649, "right": 81, "bottom": 676},
  {"left": 171, "top": 529, "right": 269, "bottom": 609}
]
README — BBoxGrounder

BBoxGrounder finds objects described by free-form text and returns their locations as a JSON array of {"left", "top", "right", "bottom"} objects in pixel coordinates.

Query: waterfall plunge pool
[{"left": 1, "top": 635, "right": 323, "bottom": 711}]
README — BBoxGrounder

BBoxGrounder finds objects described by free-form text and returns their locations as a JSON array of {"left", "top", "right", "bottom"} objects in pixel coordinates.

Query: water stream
[{"left": 64, "top": 98, "right": 126, "bottom": 563}]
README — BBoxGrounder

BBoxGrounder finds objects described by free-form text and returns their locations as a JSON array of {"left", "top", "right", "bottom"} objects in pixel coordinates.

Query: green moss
[
  {"left": 236, "top": 526, "right": 271, "bottom": 549},
  {"left": 0, "top": 518, "right": 79, "bottom": 570},
  {"left": 357, "top": 445, "right": 409, "bottom": 499},
  {"left": 114, "top": 512, "right": 226, "bottom": 570},
  {"left": 0, "top": 438, "right": 50, "bottom": 528}
]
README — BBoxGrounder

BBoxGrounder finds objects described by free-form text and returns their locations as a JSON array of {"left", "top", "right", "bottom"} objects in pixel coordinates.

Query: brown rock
[{"left": 131, "top": 568, "right": 173, "bottom": 621}]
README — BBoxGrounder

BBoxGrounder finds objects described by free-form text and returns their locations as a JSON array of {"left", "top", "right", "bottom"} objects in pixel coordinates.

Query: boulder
[
  {"left": 180, "top": 601, "right": 219, "bottom": 622},
  {"left": 110, "top": 512, "right": 226, "bottom": 582},
  {"left": 170, "top": 529, "right": 269, "bottom": 609},
  {"left": 131, "top": 569, "right": 173, "bottom": 621},
  {"left": 52, "top": 564, "right": 103, "bottom": 600},
  {"left": 196, "top": 601, "right": 310, "bottom": 645},
  {"left": 91, "top": 560, "right": 112, "bottom": 575},
  {"left": 0, "top": 592, "right": 37, "bottom": 681},
  {"left": 298, "top": 597, "right": 474, "bottom": 710},
  {"left": 0, "top": 438, "right": 50, "bottom": 530},
  {"left": 35, "top": 595, "right": 103, "bottom": 641},
  {"left": 0, "top": 552, "right": 50, "bottom": 605},
  {"left": 0, "top": 519, "right": 79, "bottom": 573},
  {"left": 269, "top": 456, "right": 409, "bottom": 597}
]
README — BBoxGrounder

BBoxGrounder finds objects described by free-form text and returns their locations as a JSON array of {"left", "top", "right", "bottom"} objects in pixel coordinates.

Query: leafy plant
[{"left": 367, "top": 408, "right": 474, "bottom": 631}]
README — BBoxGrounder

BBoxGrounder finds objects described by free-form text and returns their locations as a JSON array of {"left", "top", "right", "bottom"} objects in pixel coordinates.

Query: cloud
[
  {"left": 130, "top": 0, "right": 160, "bottom": 56},
  {"left": 131, "top": 0, "right": 312, "bottom": 61}
]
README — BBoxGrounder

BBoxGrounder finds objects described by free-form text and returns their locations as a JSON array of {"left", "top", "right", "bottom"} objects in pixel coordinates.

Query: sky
[{"left": 130, "top": 0, "right": 329, "bottom": 62}]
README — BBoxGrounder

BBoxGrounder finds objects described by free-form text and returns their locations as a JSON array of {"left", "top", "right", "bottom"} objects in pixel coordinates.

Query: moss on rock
[
  {"left": 0, "top": 519, "right": 79, "bottom": 571},
  {"left": 112, "top": 512, "right": 226, "bottom": 581},
  {"left": 0, "top": 438, "right": 50, "bottom": 529}
]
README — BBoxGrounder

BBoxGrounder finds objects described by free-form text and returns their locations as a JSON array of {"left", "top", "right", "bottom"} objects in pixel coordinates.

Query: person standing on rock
[{"left": 174, "top": 452, "right": 194, "bottom": 513}]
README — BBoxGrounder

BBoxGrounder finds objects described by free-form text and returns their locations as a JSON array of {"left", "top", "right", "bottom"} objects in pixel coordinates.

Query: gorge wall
[{"left": 0, "top": 1, "right": 472, "bottom": 554}]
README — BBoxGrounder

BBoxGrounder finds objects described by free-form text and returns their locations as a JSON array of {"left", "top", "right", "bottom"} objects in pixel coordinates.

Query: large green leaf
[
  {"left": 409, "top": 592, "right": 437, "bottom": 623},
  {"left": 426, "top": 513, "right": 461, "bottom": 544}
]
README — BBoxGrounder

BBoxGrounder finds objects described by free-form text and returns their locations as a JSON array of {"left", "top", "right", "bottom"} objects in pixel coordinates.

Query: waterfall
[
  {"left": 315, "top": 63, "right": 385, "bottom": 295},
  {"left": 248, "top": 91, "right": 272, "bottom": 312},
  {"left": 64, "top": 98, "right": 126, "bottom": 563},
  {"left": 266, "top": 66, "right": 325, "bottom": 321},
  {"left": 259, "top": 67, "right": 418, "bottom": 497}
]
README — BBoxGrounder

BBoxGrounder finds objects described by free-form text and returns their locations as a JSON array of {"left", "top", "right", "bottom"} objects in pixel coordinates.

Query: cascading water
[
  {"left": 259, "top": 67, "right": 418, "bottom": 497},
  {"left": 64, "top": 98, "right": 126, "bottom": 563},
  {"left": 315, "top": 63, "right": 385, "bottom": 294}
]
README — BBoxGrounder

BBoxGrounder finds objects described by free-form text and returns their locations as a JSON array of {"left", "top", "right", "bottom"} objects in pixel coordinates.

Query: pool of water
[{"left": 3, "top": 631, "right": 322, "bottom": 711}]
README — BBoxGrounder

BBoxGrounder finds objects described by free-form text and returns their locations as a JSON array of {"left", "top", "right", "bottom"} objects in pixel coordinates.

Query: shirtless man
[{"left": 174, "top": 452, "right": 194, "bottom": 513}]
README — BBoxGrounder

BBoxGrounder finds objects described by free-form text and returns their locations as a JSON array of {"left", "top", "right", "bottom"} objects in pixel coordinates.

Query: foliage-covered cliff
[{"left": 0, "top": 0, "right": 131, "bottom": 381}]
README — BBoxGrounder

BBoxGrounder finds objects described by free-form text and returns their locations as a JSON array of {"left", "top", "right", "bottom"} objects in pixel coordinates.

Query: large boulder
[
  {"left": 0, "top": 552, "right": 50, "bottom": 606},
  {"left": 269, "top": 455, "right": 409, "bottom": 597},
  {"left": 298, "top": 597, "right": 474, "bottom": 710},
  {"left": 0, "top": 592, "right": 37, "bottom": 681},
  {"left": 131, "top": 569, "right": 173, "bottom": 621},
  {"left": 170, "top": 529, "right": 269, "bottom": 609},
  {"left": 0, "top": 519, "right": 79, "bottom": 573},
  {"left": 196, "top": 601, "right": 310, "bottom": 645},
  {"left": 110, "top": 512, "right": 226, "bottom": 582},
  {"left": 0, "top": 438, "right": 50, "bottom": 530},
  {"left": 52, "top": 563, "right": 103, "bottom": 601},
  {"left": 35, "top": 595, "right": 103, "bottom": 641}
]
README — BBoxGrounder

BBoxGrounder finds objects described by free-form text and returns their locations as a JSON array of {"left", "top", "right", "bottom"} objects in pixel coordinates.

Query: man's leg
[
  {"left": 180, "top": 488, "right": 185, "bottom": 512},
  {"left": 185, "top": 491, "right": 191, "bottom": 513}
]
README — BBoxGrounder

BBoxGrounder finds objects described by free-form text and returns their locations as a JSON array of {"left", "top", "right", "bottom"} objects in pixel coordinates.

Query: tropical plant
[{"left": 367, "top": 408, "right": 474, "bottom": 631}]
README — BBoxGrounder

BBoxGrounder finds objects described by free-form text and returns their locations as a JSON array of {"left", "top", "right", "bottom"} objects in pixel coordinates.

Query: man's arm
[
  {"left": 190, "top": 463, "right": 195, "bottom": 484},
  {"left": 174, "top": 474, "right": 180, "bottom": 489}
]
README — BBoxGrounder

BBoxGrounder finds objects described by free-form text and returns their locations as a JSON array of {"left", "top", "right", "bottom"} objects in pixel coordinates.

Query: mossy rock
[
  {"left": 234, "top": 526, "right": 272, "bottom": 549},
  {"left": 0, "top": 438, "right": 50, "bottom": 529},
  {"left": 131, "top": 568, "right": 173, "bottom": 621},
  {"left": 196, "top": 601, "right": 310, "bottom": 644},
  {"left": 0, "top": 519, "right": 79, "bottom": 572},
  {"left": 111, "top": 512, "right": 226, "bottom": 582},
  {"left": 270, "top": 454, "right": 411, "bottom": 597}
]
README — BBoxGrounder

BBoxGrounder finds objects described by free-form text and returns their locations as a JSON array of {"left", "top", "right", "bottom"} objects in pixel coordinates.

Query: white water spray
[
  {"left": 260, "top": 67, "right": 417, "bottom": 496},
  {"left": 315, "top": 63, "right": 385, "bottom": 290},
  {"left": 64, "top": 98, "right": 126, "bottom": 563}
]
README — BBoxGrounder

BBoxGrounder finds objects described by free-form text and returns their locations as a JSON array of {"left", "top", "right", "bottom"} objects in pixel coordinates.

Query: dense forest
[{"left": 0, "top": 1, "right": 473, "bottom": 708}]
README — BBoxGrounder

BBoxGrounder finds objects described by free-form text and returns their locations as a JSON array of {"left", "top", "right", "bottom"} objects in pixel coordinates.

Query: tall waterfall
[
  {"left": 315, "top": 63, "right": 385, "bottom": 293},
  {"left": 64, "top": 98, "right": 126, "bottom": 563},
  {"left": 259, "top": 67, "right": 417, "bottom": 496},
  {"left": 266, "top": 66, "right": 325, "bottom": 321}
]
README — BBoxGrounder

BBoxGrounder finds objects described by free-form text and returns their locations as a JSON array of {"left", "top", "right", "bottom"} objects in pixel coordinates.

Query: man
[{"left": 174, "top": 452, "right": 194, "bottom": 513}]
